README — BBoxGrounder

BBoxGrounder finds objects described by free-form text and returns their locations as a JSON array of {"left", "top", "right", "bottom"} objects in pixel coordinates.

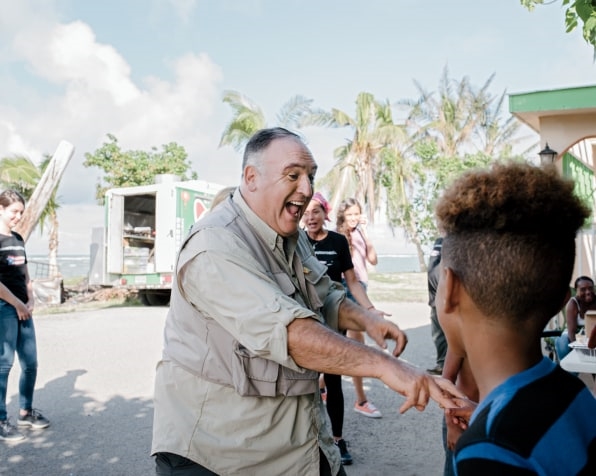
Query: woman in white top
[{"left": 555, "top": 275, "right": 595, "bottom": 361}]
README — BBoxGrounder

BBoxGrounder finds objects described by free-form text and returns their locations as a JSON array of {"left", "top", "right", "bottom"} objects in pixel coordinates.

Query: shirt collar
[{"left": 233, "top": 189, "right": 298, "bottom": 259}]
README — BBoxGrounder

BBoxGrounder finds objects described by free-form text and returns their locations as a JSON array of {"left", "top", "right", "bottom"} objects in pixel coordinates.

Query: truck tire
[{"left": 139, "top": 290, "right": 170, "bottom": 306}]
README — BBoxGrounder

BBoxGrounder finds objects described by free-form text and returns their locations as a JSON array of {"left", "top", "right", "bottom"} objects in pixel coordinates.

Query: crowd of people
[{"left": 2, "top": 127, "right": 595, "bottom": 475}]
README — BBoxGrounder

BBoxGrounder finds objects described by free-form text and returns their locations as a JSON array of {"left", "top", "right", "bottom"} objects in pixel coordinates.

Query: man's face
[{"left": 245, "top": 137, "right": 317, "bottom": 237}]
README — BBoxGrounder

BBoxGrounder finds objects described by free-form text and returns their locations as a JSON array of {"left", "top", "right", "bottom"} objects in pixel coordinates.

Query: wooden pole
[{"left": 15, "top": 140, "right": 75, "bottom": 241}]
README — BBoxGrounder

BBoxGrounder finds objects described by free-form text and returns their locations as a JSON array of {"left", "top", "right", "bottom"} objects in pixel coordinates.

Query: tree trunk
[
  {"left": 366, "top": 166, "right": 376, "bottom": 225},
  {"left": 329, "top": 162, "right": 352, "bottom": 219},
  {"left": 48, "top": 212, "right": 60, "bottom": 278},
  {"left": 15, "top": 141, "right": 75, "bottom": 241},
  {"left": 405, "top": 213, "right": 428, "bottom": 273}
]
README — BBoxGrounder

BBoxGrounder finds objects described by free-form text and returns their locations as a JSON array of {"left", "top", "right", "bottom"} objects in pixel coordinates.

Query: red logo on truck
[{"left": 194, "top": 198, "right": 207, "bottom": 221}]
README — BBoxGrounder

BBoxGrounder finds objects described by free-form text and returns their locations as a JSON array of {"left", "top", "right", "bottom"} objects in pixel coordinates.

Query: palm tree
[
  {"left": 0, "top": 155, "right": 61, "bottom": 278},
  {"left": 219, "top": 90, "right": 320, "bottom": 152},
  {"left": 403, "top": 66, "right": 493, "bottom": 157},
  {"left": 302, "top": 92, "right": 406, "bottom": 223},
  {"left": 475, "top": 89, "right": 536, "bottom": 157}
]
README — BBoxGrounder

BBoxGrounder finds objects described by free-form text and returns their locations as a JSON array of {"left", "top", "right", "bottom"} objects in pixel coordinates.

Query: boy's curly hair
[{"left": 435, "top": 161, "right": 590, "bottom": 324}]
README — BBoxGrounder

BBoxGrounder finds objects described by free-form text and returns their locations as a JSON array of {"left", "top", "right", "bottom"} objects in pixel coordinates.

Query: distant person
[
  {"left": 0, "top": 190, "right": 50, "bottom": 441},
  {"left": 555, "top": 275, "right": 596, "bottom": 362},
  {"left": 210, "top": 185, "right": 237, "bottom": 210},
  {"left": 336, "top": 197, "right": 382, "bottom": 418},
  {"left": 436, "top": 162, "right": 596, "bottom": 474},
  {"left": 302, "top": 192, "right": 389, "bottom": 465},
  {"left": 427, "top": 237, "right": 446, "bottom": 375},
  {"left": 150, "top": 127, "right": 461, "bottom": 475}
]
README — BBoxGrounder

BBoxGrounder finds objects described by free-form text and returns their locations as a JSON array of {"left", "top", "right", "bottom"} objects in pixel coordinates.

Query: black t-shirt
[
  {"left": 0, "top": 231, "right": 29, "bottom": 303},
  {"left": 307, "top": 230, "right": 353, "bottom": 283},
  {"left": 427, "top": 237, "right": 443, "bottom": 307}
]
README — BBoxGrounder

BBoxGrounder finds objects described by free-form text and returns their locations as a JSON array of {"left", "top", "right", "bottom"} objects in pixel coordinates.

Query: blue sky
[{"left": 1, "top": 0, "right": 595, "bottom": 254}]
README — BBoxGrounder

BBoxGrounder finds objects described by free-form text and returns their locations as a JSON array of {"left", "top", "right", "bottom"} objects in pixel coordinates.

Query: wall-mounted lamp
[{"left": 538, "top": 143, "right": 558, "bottom": 166}]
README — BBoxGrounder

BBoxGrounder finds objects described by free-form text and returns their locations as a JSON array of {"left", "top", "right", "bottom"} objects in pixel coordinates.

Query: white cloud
[{"left": 0, "top": 5, "right": 228, "bottom": 205}]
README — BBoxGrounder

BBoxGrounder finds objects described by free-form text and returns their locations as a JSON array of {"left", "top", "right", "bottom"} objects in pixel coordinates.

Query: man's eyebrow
[{"left": 283, "top": 162, "right": 317, "bottom": 173}]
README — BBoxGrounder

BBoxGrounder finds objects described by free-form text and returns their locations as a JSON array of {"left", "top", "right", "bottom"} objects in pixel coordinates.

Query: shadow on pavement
[{"left": 0, "top": 369, "right": 155, "bottom": 475}]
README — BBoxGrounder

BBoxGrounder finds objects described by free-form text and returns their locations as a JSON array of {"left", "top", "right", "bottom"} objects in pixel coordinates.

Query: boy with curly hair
[{"left": 435, "top": 162, "right": 596, "bottom": 475}]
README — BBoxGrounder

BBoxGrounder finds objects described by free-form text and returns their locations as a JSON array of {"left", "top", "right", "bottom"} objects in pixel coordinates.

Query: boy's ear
[{"left": 441, "top": 266, "right": 461, "bottom": 314}]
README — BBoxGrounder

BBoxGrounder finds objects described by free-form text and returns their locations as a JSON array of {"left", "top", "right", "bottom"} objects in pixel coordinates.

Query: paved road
[{"left": 0, "top": 302, "right": 446, "bottom": 476}]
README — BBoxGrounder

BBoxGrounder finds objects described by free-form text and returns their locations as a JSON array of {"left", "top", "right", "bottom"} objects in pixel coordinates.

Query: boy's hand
[
  {"left": 445, "top": 397, "right": 477, "bottom": 430},
  {"left": 445, "top": 414, "right": 465, "bottom": 450}
]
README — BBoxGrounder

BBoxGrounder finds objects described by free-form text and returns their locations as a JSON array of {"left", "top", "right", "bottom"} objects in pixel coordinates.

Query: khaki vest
[{"left": 163, "top": 196, "right": 344, "bottom": 397}]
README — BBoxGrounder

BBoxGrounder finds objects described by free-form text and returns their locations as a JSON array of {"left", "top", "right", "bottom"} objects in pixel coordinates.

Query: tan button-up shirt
[{"left": 152, "top": 191, "right": 342, "bottom": 475}]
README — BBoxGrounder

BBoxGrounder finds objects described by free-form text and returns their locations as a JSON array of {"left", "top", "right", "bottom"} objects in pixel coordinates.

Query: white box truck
[{"left": 88, "top": 175, "right": 225, "bottom": 305}]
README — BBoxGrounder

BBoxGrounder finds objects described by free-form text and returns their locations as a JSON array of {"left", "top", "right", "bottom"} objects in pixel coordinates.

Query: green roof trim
[{"left": 509, "top": 85, "right": 596, "bottom": 114}]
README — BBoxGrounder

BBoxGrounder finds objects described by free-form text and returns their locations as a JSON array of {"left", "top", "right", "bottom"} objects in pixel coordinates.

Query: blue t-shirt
[{"left": 454, "top": 357, "right": 596, "bottom": 475}]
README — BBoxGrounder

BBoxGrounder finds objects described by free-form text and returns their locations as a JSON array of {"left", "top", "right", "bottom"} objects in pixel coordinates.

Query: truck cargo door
[
  {"left": 154, "top": 187, "right": 176, "bottom": 272},
  {"left": 107, "top": 193, "right": 124, "bottom": 274}
]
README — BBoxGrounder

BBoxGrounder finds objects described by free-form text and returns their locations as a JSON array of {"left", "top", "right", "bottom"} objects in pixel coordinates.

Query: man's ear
[{"left": 243, "top": 165, "right": 258, "bottom": 192}]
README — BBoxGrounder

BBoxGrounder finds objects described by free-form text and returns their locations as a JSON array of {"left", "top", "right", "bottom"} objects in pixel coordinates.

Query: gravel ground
[
  {"left": 0, "top": 300, "right": 450, "bottom": 476},
  {"left": 4, "top": 299, "right": 593, "bottom": 475}
]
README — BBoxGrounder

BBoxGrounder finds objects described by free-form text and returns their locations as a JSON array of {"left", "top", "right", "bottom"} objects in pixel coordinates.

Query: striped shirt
[{"left": 454, "top": 357, "right": 596, "bottom": 475}]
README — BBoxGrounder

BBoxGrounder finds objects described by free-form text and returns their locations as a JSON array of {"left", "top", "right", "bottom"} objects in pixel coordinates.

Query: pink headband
[{"left": 311, "top": 192, "right": 331, "bottom": 221}]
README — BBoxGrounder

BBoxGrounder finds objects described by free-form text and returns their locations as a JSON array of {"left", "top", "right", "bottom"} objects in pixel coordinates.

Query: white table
[{"left": 560, "top": 349, "right": 596, "bottom": 374}]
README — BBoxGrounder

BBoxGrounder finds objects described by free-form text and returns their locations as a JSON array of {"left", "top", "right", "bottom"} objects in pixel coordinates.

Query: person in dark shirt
[
  {"left": 302, "top": 192, "right": 388, "bottom": 466},
  {"left": 0, "top": 190, "right": 50, "bottom": 441},
  {"left": 427, "top": 237, "right": 446, "bottom": 375},
  {"left": 436, "top": 162, "right": 596, "bottom": 475}
]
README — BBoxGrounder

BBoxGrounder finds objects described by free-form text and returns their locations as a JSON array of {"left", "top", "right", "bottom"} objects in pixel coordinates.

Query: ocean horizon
[{"left": 28, "top": 253, "right": 424, "bottom": 280}]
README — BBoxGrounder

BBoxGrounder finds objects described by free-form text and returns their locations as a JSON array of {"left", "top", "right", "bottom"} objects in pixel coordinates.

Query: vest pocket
[
  {"left": 231, "top": 344, "right": 318, "bottom": 397},
  {"left": 302, "top": 255, "right": 327, "bottom": 309},
  {"left": 232, "top": 345, "right": 279, "bottom": 397}
]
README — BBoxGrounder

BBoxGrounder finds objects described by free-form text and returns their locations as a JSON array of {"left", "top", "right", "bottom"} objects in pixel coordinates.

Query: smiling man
[{"left": 151, "top": 127, "right": 460, "bottom": 476}]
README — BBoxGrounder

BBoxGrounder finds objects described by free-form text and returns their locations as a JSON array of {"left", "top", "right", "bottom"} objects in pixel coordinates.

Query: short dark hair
[
  {"left": 436, "top": 161, "right": 590, "bottom": 324},
  {"left": 242, "top": 127, "right": 303, "bottom": 171},
  {"left": 574, "top": 276, "right": 594, "bottom": 289}
]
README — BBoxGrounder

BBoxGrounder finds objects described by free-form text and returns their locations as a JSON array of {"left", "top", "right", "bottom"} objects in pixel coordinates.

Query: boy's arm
[{"left": 441, "top": 348, "right": 462, "bottom": 383}]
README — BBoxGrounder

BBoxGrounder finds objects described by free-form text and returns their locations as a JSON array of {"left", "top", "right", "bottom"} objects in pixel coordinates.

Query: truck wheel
[{"left": 139, "top": 291, "right": 170, "bottom": 306}]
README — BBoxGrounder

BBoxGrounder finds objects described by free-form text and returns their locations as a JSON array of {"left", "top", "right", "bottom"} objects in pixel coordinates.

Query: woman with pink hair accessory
[{"left": 302, "top": 192, "right": 389, "bottom": 466}]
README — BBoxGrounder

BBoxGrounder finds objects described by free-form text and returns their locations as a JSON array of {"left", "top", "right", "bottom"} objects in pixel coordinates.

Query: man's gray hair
[{"left": 242, "top": 127, "right": 303, "bottom": 171}]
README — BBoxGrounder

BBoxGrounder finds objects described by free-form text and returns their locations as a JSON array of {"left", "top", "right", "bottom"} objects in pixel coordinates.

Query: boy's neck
[{"left": 464, "top": 323, "right": 544, "bottom": 401}]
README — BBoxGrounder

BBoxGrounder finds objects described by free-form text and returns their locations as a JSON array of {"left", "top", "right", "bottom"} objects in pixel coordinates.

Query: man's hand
[
  {"left": 380, "top": 361, "right": 467, "bottom": 413},
  {"left": 364, "top": 315, "right": 408, "bottom": 357},
  {"left": 369, "top": 307, "right": 392, "bottom": 319}
]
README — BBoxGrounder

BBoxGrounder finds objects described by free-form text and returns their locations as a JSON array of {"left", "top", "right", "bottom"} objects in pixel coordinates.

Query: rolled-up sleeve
[{"left": 179, "top": 227, "right": 316, "bottom": 371}]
